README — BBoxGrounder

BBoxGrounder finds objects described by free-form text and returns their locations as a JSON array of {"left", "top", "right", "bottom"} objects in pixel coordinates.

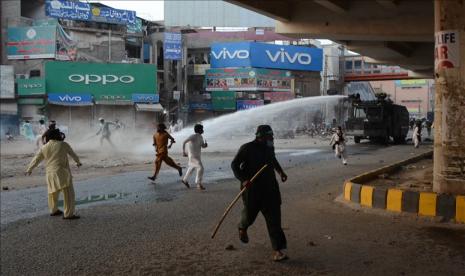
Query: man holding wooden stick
[{"left": 231, "top": 125, "right": 288, "bottom": 262}]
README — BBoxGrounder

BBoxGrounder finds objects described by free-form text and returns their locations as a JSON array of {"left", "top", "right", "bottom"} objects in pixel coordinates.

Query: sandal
[
  {"left": 197, "top": 184, "right": 206, "bottom": 190},
  {"left": 238, "top": 228, "right": 249, "bottom": 243},
  {"left": 272, "top": 252, "right": 289, "bottom": 262},
  {"left": 50, "top": 210, "right": 63, "bottom": 216}
]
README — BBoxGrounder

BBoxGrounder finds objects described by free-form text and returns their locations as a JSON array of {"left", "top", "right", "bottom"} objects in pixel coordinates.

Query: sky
[{"left": 91, "top": 1, "right": 164, "bottom": 21}]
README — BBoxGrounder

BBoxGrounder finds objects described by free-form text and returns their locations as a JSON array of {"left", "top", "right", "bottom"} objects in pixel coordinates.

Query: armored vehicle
[{"left": 345, "top": 93, "right": 409, "bottom": 144}]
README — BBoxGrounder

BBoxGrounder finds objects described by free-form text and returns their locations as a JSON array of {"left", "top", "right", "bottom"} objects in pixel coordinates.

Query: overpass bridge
[{"left": 228, "top": 0, "right": 465, "bottom": 194}]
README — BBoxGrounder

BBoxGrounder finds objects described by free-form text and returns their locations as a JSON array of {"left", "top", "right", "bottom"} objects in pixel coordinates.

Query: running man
[
  {"left": 148, "top": 123, "right": 184, "bottom": 184},
  {"left": 182, "top": 124, "right": 208, "bottom": 190}
]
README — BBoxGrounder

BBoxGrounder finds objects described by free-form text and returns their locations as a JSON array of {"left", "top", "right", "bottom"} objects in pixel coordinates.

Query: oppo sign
[
  {"left": 210, "top": 42, "right": 323, "bottom": 71},
  {"left": 68, "top": 74, "right": 135, "bottom": 85}
]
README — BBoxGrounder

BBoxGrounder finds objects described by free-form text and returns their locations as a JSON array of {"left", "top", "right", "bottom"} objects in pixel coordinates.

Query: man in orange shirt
[{"left": 148, "top": 123, "right": 185, "bottom": 186}]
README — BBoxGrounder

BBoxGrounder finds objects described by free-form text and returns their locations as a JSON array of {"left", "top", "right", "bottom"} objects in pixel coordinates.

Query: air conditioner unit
[{"left": 15, "top": 74, "right": 29, "bottom": 80}]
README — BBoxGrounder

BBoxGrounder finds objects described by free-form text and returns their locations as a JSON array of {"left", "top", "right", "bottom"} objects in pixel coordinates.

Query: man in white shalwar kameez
[
  {"left": 26, "top": 129, "right": 82, "bottom": 219},
  {"left": 330, "top": 126, "right": 348, "bottom": 165},
  {"left": 412, "top": 121, "right": 422, "bottom": 148},
  {"left": 182, "top": 124, "right": 208, "bottom": 190}
]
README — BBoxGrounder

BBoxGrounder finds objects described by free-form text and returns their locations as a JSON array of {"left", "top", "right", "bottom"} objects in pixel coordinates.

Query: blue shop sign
[
  {"left": 132, "top": 93, "right": 159, "bottom": 103},
  {"left": 211, "top": 42, "right": 323, "bottom": 71},
  {"left": 48, "top": 93, "right": 93, "bottom": 105},
  {"left": 236, "top": 100, "right": 264, "bottom": 110},
  {"left": 189, "top": 102, "right": 212, "bottom": 111},
  {"left": 45, "top": 0, "right": 136, "bottom": 25},
  {"left": 164, "top": 32, "right": 182, "bottom": 60}
]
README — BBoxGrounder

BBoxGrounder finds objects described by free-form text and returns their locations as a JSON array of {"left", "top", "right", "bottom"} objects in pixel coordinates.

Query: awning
[{"left": 135, "top": 103, "right": 164, "bottom": 112}]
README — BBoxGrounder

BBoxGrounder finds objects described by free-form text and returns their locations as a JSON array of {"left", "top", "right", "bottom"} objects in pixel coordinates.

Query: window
[{"left": 345, "top": 61, "right": 353, "bottom": 70}]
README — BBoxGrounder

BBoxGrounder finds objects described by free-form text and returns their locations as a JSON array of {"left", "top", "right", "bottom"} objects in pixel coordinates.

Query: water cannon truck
[{"left": 345, "top": 93, "right": 409, "bottom": 144}]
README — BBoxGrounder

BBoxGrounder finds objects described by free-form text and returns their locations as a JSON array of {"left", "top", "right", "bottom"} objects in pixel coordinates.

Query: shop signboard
[
  {"left": 211, "top": 91, "right": 236, "bottom": 111},
  {"left": 7, "top": 26, "right": 56, "bottom": 59},
  {"left": 45, "top": 0, "right": 136, "bottom": 25},
  {"left": 206, "top": 68, "right": 257, "bottom": 91},
  {"left": 18, "top": 98, "right": 45, "bottom": 105},
  {"left": 205, "top": 68, "right": 291, "bottom": 92},
  {"left": 164, "top": 32, "right": 182, "bottom": 60},
  {"left": 17, "top": 78, "right": 46, "bottom": 96},
  {"left": 189, "top": 102, "right": 213, "bottom": 111},
  {"left": 264, "top": 92, "right": 294, "bottom": 103},
  {"left": 132, "top": 93, "right": 159, "bottom": 103},
  {"left": 45, "top": 62, "right": 157, "bottom": 103},
  {"left": 237, "top": 100, "right": 264, "bottom": 110},
  {"left": 48, "top": 93, "right": 93, "bottom": 105},
  {"left": 395, "top": 79, "right": 427, "bottom": 87},
  {"left": 0, "top": 65, "right": 15, "bottom": 99},
  {"left": 211, "top": 42, "right": 323, "bottom": 71},
  {"left": 255, "top": 68, "right": 292, "bottom": 92}
]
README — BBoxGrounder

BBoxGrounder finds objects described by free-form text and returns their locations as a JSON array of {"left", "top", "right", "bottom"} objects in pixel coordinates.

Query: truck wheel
[{"left": 354, "top": 136, "right": 361, "bottom": 143}]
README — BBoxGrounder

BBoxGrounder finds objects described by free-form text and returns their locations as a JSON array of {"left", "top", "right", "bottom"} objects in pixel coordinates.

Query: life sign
[
  {"left": 211, "top": 42, "right": 323, "bottom": 71},
  {"left": 435, "top": 30, "right": 460, "bottom": 70}
]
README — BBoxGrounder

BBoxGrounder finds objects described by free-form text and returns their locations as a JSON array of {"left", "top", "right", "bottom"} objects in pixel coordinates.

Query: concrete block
[
  {"left": 350, "top": 183, "right": 362, "bottom": 203},
  {"left": 419, "top": 193, "right": 437, "bottom": 217},
  {"left": 436, "top": 194, "right": 456, "bottom": 220},
  {"left": 360, "top": 186, "right": 374, "bottom": 207},
  {"left": 372, "top": 188, "right": 387, "bottom": 209},
  {"left": 344, "top": 182, "right": 352, "bottom": 201},
  {"left": 456, "top": 196, "right": 465, "bottom": 223},
  {"left": 387, "top": 189, "right": 402, "bottom": 212},
  {"left": 401, "top": 191, "right": 419, "bottom": 213}
]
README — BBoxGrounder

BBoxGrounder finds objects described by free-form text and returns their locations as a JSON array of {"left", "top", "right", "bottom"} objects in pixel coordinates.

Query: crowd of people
[{"left": 21, "top": 113, "right": 432, "bottom": 261}]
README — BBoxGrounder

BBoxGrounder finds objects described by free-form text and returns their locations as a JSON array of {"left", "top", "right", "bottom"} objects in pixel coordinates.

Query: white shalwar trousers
[
  {"left": 335, "top": 144, "right": 348, "bottom": 165},
  {"left": 183, "top": 162, "right": 204, "bottom": 185}
]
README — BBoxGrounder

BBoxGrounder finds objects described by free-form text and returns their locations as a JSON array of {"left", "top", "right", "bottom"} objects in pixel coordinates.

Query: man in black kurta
[{"left": 231, "top": 125, "right": 288, "bottom": 261}]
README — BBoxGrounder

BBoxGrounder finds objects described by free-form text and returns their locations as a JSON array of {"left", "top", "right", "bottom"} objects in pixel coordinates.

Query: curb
[{"left": 342, "top": 151, "right": 465, "bottom": 224}]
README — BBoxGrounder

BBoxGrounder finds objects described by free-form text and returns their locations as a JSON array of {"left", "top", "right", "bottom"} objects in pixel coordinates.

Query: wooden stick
[{"left": 211, "top": 164, "right": 268, "bottom": 239}]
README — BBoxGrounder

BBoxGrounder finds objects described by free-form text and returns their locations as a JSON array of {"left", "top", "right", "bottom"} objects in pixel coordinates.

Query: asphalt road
[{"left": 1, "top": 142, "right": 464, "bottom": 275}]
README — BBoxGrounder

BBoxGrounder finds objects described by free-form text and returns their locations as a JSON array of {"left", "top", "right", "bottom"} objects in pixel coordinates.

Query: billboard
[
  {"left": 17, "top": 78, "right": 46, "bottom": 96},
  {"left": 48, "top": 93, "right": 93, "bottom": 105},
  {"left": 132, "top": 94, "right": 159, "bottom": 103},
  {"left": 7, "top": 26, "right": 56, "bottom": 59},
  {"left": 205, "top": 68, "right": 292, "bottom": 92},
  {"left": 237, "top": 100, "right": 264, "bottom": 110},
  {"left": 211, "top": 91, "right": 236, "bottom": 111},
  {"left": 45, "top": 0, "right": 137, "bottom": 25},
  {"left": 164, "top": 32, "right": 182, "bottom": 60},
  {"left": 211, "top": 42, "right": 323, "bottom": 71},
  {"left": 264, "top": 92, "right": 294, "bottom": 103},
  {"left": 45, "top": 62, "right": 157, "bottom": 103}
]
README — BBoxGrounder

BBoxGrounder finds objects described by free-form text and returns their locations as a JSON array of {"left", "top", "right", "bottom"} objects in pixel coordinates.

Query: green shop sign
[
  {"left": 212, "top": 91, "right": 236, "bottom": 111},
  {"left": 45, "top": 62, "right": 157, "bottom": 101},
  {"left": 17, "top": 78, "right": 46, "bottom": 96}
]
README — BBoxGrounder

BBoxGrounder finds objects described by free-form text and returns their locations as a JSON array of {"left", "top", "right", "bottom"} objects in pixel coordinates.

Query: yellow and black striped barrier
[{"left": 342, "top": 151, "right": 464, "bottom": 224}]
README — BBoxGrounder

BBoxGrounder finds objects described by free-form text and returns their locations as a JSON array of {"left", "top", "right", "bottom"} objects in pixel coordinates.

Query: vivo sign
[
  {"left": 212, "top": 48, "right": 250, "bottom": 60},
  {"left": 68, "top": 74, "right": 135, "bottom": 85},
  {"left": 210, "top": 42, "right": 323, "bottom": 71},
  {"left": 48, "top": 93, "right": 92, "bottom": 105}
]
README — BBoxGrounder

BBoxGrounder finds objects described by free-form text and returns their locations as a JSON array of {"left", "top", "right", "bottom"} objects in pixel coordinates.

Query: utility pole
[{"left": 433, "top": 0, "right": 465, "bottom": 194}]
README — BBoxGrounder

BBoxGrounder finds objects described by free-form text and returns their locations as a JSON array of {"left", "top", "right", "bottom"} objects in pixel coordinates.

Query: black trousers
[{"left": 238, "top": 202, "right": 287, "bottom": 251}]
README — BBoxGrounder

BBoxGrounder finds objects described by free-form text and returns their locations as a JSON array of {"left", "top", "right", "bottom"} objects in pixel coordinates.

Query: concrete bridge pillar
[{"left": 433, "top": 0, "right": 465, "bottom": 194}]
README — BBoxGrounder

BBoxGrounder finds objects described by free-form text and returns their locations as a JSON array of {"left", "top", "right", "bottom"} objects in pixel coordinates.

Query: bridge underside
[{"left": 228, "top": 0, "right": 434, "bottom": 77}]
